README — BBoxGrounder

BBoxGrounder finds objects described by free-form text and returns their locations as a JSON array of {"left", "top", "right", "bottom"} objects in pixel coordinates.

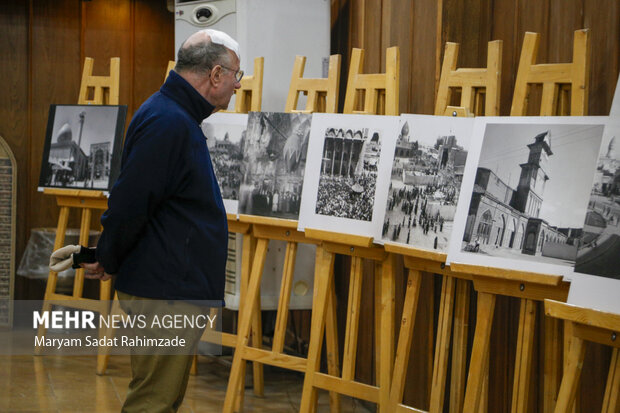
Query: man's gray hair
[{"left": 175, "top": 39, "right": 231, "bottom": 75}]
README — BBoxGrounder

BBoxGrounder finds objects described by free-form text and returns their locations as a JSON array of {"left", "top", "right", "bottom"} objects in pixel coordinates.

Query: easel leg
[
  {"left": 429, "top": 275, "right": 456, "bottom": 413},
  {"left": 376, "top": 255, "right": 394, "bottom": 413},
  {"left": 462, "top": 291, "right": 496, "bottom": 411},
  {"left": 299, "top": 246, "right": 335, "bottom": 413},
  {"left": 325, "top": 276, "right": 341, "bottom": 413},
  {"left": 35, "top": 206, "right": 70, "bottom": 355},
  {"left": 449, "top": 278, "right": 470, "bottom": 413},
  {"left": 223, "top": 238, "right": 269, "bottom": 413},
  {"left": 544, "top": 313, "right": 563, "bottom": 412},
  {"left": 554, "top": 329, "right": 585, "bottom": 413},
  {"left": 73, "top": 208, "right": 92, "bottom": 298},
  {"left": 341, "top": 256, "right": 363, "bottom": 382},
  {"left": 388, "top": 269, "right": 422, "bottom": 409},
  {"left": 601, "top": 347, "right": 620, "bottom": 413},
  {"left": 97, "top": 291, "right": 120, "bottom": 375},
  {"left": 511, "top": 298, "right": 536, "bottom": 413}
]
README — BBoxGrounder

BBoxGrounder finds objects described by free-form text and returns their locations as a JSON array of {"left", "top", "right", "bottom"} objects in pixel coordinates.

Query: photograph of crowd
[
  {"left": 238, "top": 112, "right": 311, "bottom": 220},
  {"left": 448, "top": 117, "right": 605, "bottom": 276},
  {"left": 314, "top": 127, "right": 381, "bottom": 221},
  {"left": 38, "top": 105, "right": 126, "bottom": 191},
  {"left": 202, "top": 113, "right": 248, "bottom": 214},
  {"left": 380, "top": 115, "right": 474, "bottom": 251}
]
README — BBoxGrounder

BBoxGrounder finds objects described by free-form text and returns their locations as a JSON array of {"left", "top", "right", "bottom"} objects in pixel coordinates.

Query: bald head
[{"left": 175, "top": 29, "right": 240, "bottom": 75}]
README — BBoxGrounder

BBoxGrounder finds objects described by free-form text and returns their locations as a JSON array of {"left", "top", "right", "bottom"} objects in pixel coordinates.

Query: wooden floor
[{"left": 0, "top": 355, "right": 368, "bottom": 412}]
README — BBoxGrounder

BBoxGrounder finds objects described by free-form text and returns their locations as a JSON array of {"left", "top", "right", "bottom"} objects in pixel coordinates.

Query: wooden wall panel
[
  {"left": 29, "top": 0, "right": 82, "bottom": 232},
  {"left": 0, "top": 1, "right": 29, "bottom": 298},
  {"left": 491, "top": 0, "right": 519, "bottom": 116},
  {"left": 132, "top": 1, "right": 175, "bottom": 111},
  {"left": 410, "top": 0, "right": 439, "bottom": 114},
  {"left": 584, "top": 0, "right": 620, "bottom": 116},
  {"left": 82, "top": 0, "right": 133, "bottom": 114}
]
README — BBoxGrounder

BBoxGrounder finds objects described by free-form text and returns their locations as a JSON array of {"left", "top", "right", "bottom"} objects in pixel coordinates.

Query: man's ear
[{"left": 210, "top": 65, "right": 223, "bottom": 85}]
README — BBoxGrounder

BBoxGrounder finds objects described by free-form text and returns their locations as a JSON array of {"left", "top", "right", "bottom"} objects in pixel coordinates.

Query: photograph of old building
[
  {"left": 238, "top": 112, "right": 311, "bottom": 220},
  {"left": 38, "top": 105, "right": 126, "bottom": 191},
  {"left": 449, "top": 118, "right": 605, "bottom": 275},
  {"left": 202, "top": 113, "right": 248, "bottom": 214},
  {"left": 298, "top": 113, "right": 398, "bottom": 238},
  {"left": 574, "top": 116, "right": 620, "bottom": 279},
  {"left": 380, "top": 115, "right": 474, "bottom": 252}
]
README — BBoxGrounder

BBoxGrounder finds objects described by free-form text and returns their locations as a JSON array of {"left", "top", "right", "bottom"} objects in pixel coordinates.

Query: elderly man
[{"left": 82, "top": 29, "right": 241, "bottom": 412}]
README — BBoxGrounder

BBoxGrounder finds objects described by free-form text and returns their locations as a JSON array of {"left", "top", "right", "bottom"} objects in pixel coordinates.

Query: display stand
[
  {"left": 285, "top": 54, "right": 341, "bottom": 113},
  {"left": 544, "top": 300, "right": 620, "bottom": 412},
  {"left": 164, "top": 60, "right": 175, "bottom": 81},
  {"left": 387, "top": 40, "right": 502, "bottom": 413},
  {"left": 222, "top": 217, "right": 342, "bottom": 413},
  {"left": 435, "top": 40, "right": 502, "bottom": 116},
  {"left": 510, "top": 29, "right": 590, "bottom": 116},
  {"left": 297, "top": 229, "right": 391, "bottom": 413},
  {"left": 36, "top": 58, "right": 119, "bottom": 376},
  {"left": 342, "top": 46, "right": 400, "bottom": 116},
  {"left": 449, "top": 263, "right": 570, "bottom": 412},
  {"left": 223, "top": 57, "right": 264, "bottom": 114}
]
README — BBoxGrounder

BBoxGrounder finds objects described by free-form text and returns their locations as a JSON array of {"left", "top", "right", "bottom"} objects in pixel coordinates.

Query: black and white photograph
[
  {"left": 238, "top": 112, "right": 311, "bottom": 220},
  {"left": 567, "top": 76, "right": 620, "bottom": 315},
  {"left": 202, "top": 113, "right": 248, "bottom": 215},
  {"left": 38, "top": 104, "right": 127, "bottom": 192},
  {"left": 298, "top": 113, "right": 399, "bottom": 238},
  {"left": 378, "top": 115, "right": 475, "bottom": 253},
  {"left": 447, "top": 117, "right": 606, "bottom": 276}
]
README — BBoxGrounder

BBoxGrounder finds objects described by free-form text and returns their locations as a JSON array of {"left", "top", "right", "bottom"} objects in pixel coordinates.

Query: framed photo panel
[
  {"left": 38, "top": 104, "right": 127, "bottom": 193},
  {"left": 238, "top": 112, "right": 312, "bottom": 220},
  {"left": 377, "top": 114, "right": 475, "bottom": 255},
  {"left": 447, "top": 116, "right": 606, "bottom": 276},
  {"left": 568, "top": 75, "right": 620, "bottom": 314},
  {"left": 297, "top": 113, "right": 399, "bottom": 238},
  {"left": 202, "top": 112, "right": 249, "bottom": 215}
]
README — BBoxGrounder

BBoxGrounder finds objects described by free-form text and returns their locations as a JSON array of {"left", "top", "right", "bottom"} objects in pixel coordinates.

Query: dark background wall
[{"left": 1, "top": 0, "right": 618, "bottom": 411}]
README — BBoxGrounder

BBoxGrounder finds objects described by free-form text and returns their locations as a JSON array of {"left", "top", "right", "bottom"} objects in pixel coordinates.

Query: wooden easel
[
  {"left": 387, "top": 40, "right": 502, "bottom": 413},
  {"left": 435, "top": 40, "right": 502, "bottom": 116},
  {"left": 295, "top": 47, "right": 400, "bottom": 413},
  {"left": 343, "top": 46, "right": 400, "bottom": 116},
  {"left": 511, "top": 29, "right": 590, "bottom": 116},
  {"left": 223, "top": 57, "right": 264, "bottom": 114},
  {"left": 36, "top": 58, "right": 120, "bottom": 375},
  {"left": 285, "top": 54, "right": 341, "bottom": 113},
  {"left": 544, "top": 300, "right": 620, "bottom": 412},
  {"left": 222, "top": 55, "right": 342, "bottom": 412},
  {"left": 297, "top": 230, "right": 392, "bottom": 413}
]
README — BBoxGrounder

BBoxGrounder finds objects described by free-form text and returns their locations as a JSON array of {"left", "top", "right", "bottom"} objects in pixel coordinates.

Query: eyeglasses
[{"left": 219, "top": 64, "right": 244, "bottom": 83}]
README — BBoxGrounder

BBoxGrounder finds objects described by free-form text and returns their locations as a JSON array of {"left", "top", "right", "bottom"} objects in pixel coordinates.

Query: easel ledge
[{"left": 449, "top": 262, "right": 564, "bottom": 286}]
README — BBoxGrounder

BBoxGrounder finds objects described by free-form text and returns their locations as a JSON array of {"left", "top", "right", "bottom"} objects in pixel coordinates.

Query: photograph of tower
[
  {"left": 202, "top": 113, "right": 248, "bottom": 215},
  {"left": 238, "top": 112, "right": 311, "bottom": 220},
  {"left": 298, "top": 113, "right": 399, "bottom": 238},
  {"left": 38, "top": 104, "right": 127, "bottom": 192},
  {"left": 379, "top": 115, "right": 475, "bottom": 253},
  {"left": 448, "top": 117, "right": 605, "bottom": 276}
]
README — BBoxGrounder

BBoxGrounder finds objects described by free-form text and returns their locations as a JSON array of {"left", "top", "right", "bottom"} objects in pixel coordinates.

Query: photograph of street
[
  {"left": 238, "top": 112, "right": 311, "bottom": 220},
  {"left": 38, "top": 105, "right": 126, "bottom": 191},
  {"left": 448, "top": 117, "right": 605, "bottom": 276},
  {"left": 380, "top": 115, "right": 474, "bottom": 252},
  {"left": 574, "top": 116, "right": 620, "bottom": 279},
  {"left": 202, "top": 113, "right": 248, "bottom": 214}
]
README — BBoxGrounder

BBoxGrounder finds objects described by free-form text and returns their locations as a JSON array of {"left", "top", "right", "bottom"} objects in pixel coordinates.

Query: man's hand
[{"left": 81, "top": 262, "right": 114, "bottom": 281}]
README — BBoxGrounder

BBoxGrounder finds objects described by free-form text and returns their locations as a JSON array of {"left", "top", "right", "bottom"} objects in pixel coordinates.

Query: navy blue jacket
[{"left": 96, "top": 70, "right": 228, "bottom": 301}]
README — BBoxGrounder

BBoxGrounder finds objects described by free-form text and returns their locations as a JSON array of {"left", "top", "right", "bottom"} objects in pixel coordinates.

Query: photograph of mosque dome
[
  {"left": 202, "top": 113, "right": 248, "bottom": 215},
  {"left": 448, "top": 117, "right": 605, "bottom": 276},
  {"left": 238, "top": 112, "right": 311, "bottom": 220},
  {"left": 38, "top": 104, "right": 126, "bottom": 192},
  {"left": 379, "top": 115, "right": 475, "bottom": 253}
]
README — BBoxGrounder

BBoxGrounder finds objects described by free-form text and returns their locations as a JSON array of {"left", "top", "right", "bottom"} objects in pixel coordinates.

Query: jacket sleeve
[{"left": 96, "top": 114, "right": 188, "bottom": 274}]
